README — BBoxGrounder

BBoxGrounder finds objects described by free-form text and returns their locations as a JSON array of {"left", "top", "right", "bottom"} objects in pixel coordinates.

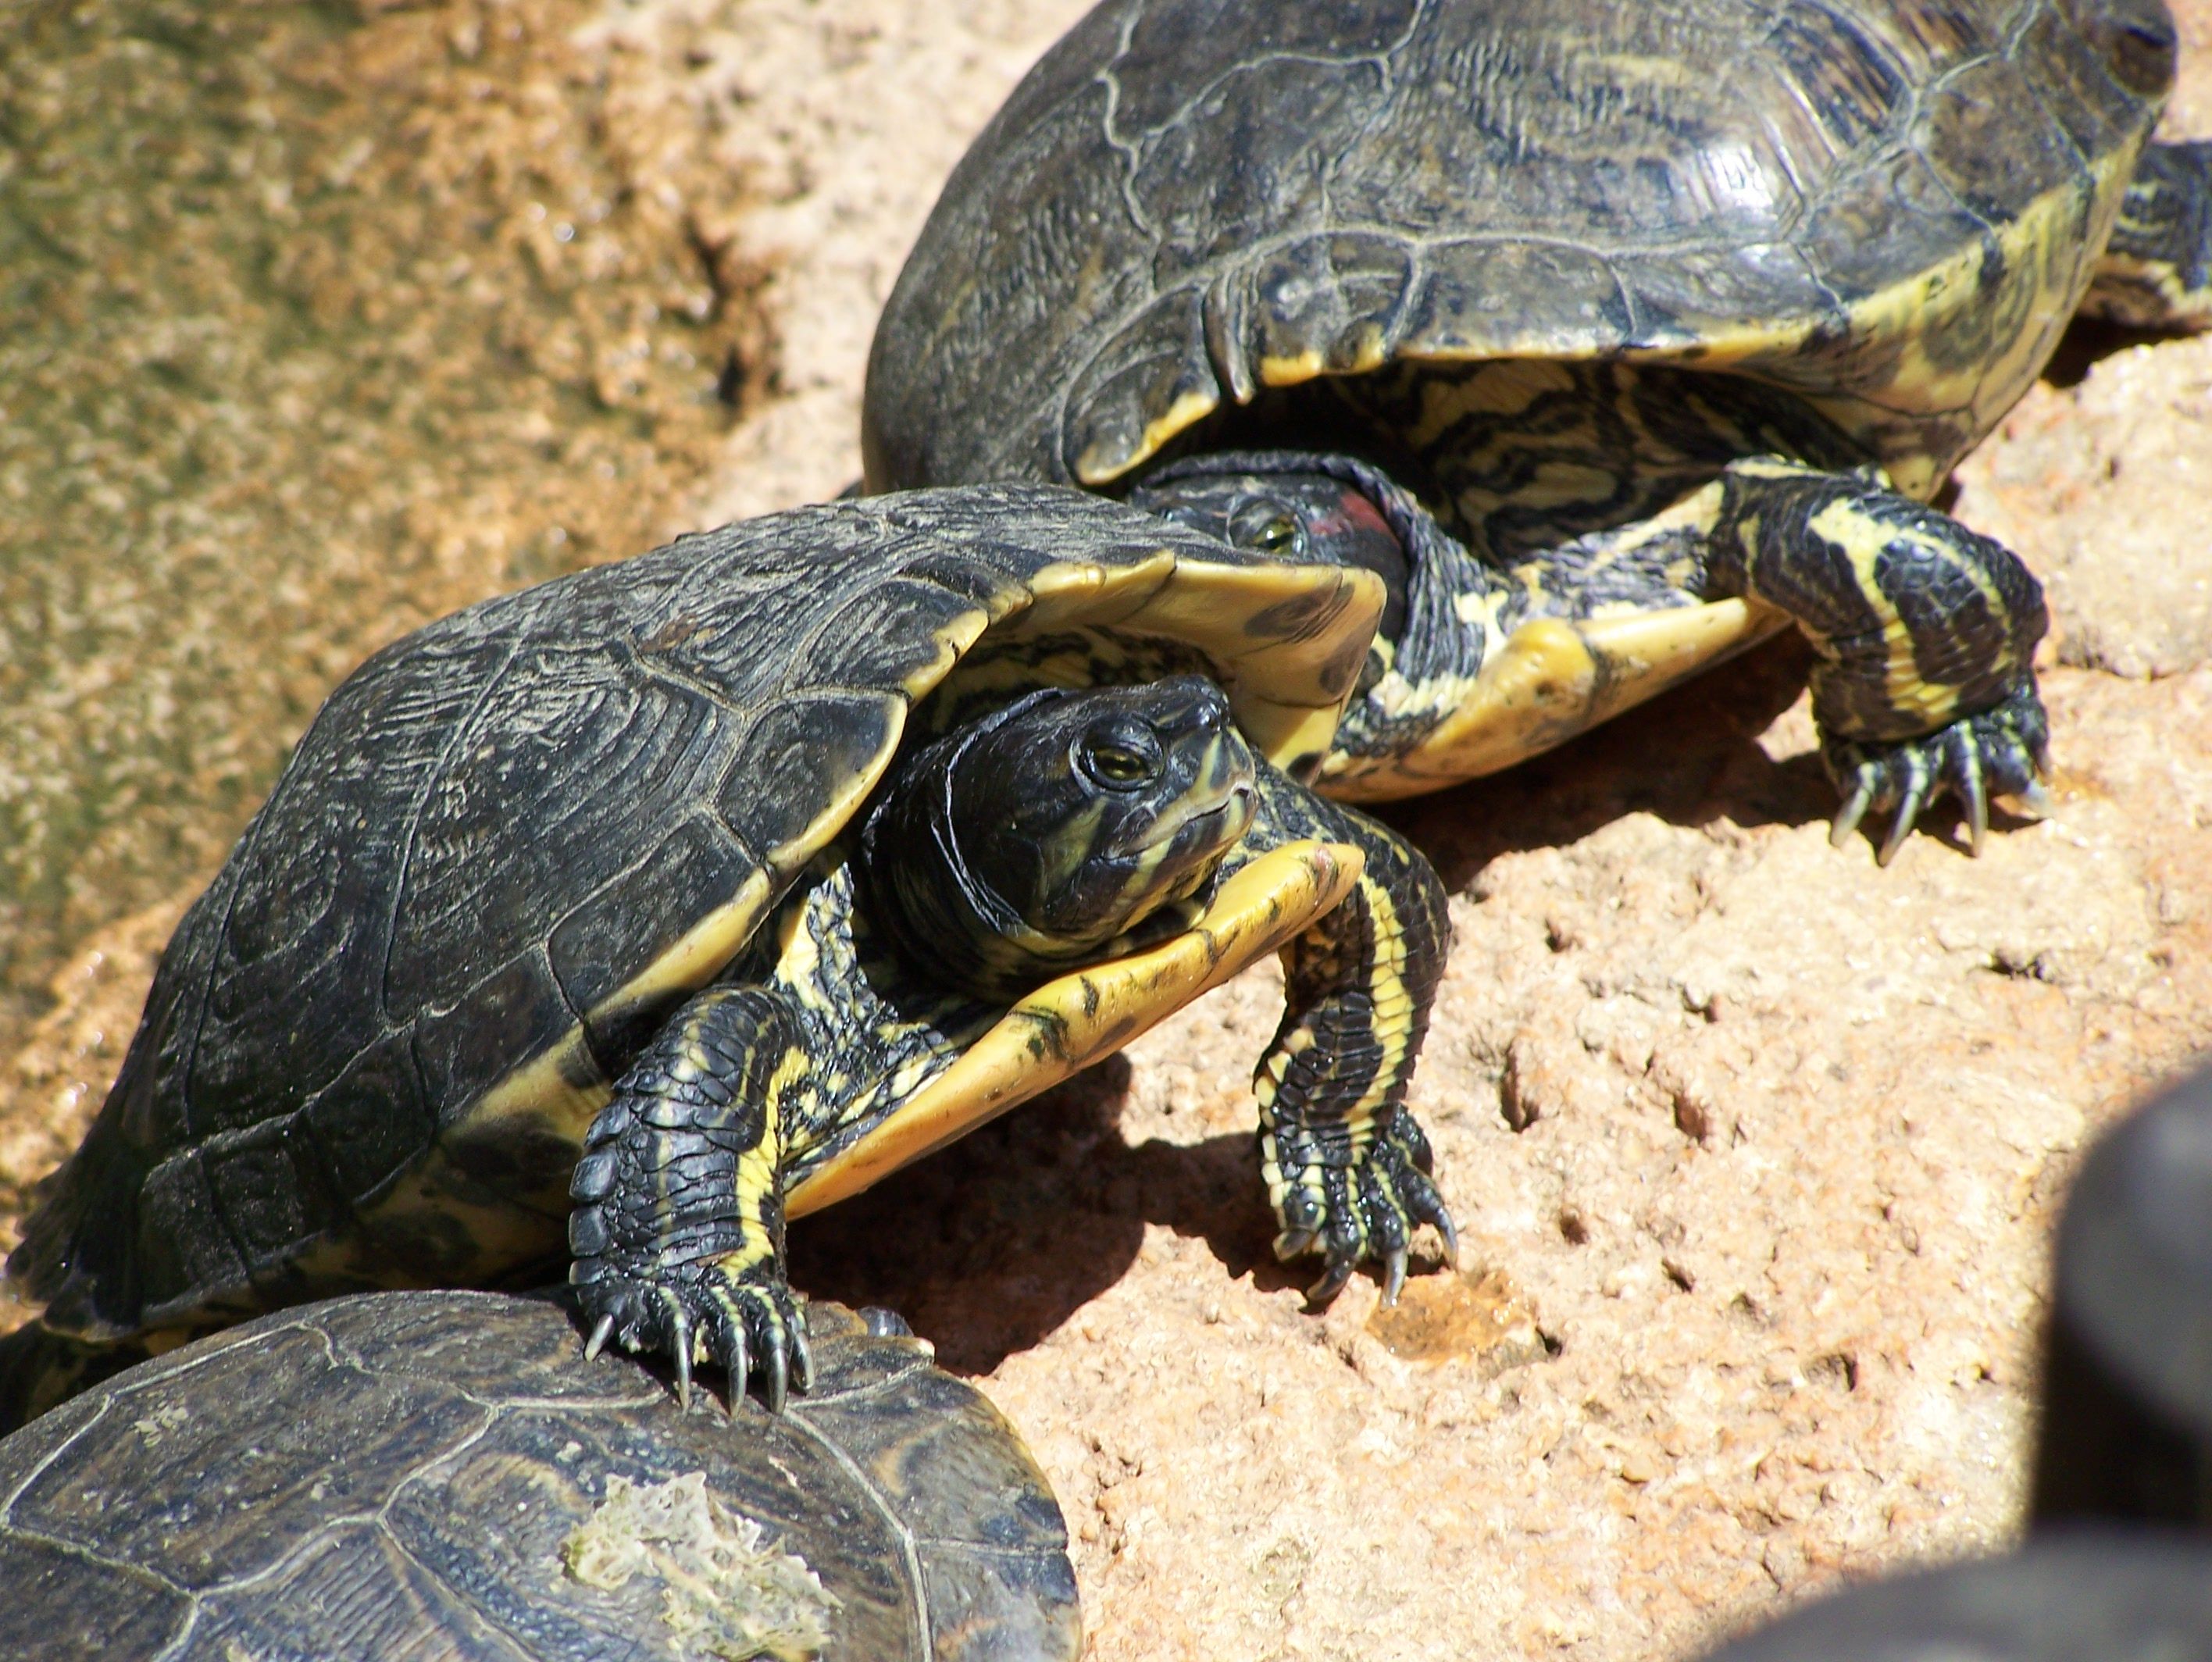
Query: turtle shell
[
  {"left": 12, "top": 484, "right": 1379, "bottom": 1343},
  {"left": 862, "top": 0, "right": 2175, "bottom": 501},
  {"left": 0, "top": 1292, "right": 1082, "bottom": 1662}
]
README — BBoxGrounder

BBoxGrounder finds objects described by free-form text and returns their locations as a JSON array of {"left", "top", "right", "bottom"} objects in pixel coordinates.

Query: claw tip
[{"left": 583, "top": 1314, "right": 615, "bottom": 1363}]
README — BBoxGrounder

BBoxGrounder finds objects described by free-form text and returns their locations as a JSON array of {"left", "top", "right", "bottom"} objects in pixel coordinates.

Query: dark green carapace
[
  {"left": 1, "top": 487, "right": 1454, "bottom": 1428},
  {"left": 0, "top": 1292, "right": 1084, "bottom": 1662},
  {"left": 864, "top": 0, "right": 2210, "bottom": 861}
]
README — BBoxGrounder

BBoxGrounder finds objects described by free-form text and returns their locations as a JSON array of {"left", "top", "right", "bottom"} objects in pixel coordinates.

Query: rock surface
[{"left": 5, "top": 4, "right": 2212, "bottom": 1660}]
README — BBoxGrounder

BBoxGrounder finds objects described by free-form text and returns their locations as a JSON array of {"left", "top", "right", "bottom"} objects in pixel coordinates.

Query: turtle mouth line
[{"left": 1118, "top": 779, "right": 1256, "bottom": 859}]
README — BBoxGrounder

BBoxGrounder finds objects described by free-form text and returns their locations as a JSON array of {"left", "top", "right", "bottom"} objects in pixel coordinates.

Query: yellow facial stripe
[{"left": 784, "top": 839, "right": 1364, "bottom": 1218}]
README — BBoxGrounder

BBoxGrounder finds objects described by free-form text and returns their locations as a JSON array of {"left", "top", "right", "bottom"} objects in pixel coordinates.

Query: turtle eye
[
  {"left": 1076, "top": 721, "right": 1163, "bottom": 790},
  {"left": 1229, "top": 500, "right": 1306, "bottom": 557}
]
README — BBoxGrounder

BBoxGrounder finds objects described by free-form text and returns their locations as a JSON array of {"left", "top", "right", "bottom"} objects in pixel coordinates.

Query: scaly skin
[
  {"left": 2082, "top": 141, "right": 2212, "bottom": 332},
  {"left": 565, "top": 764, "right": 1454, "bottom": 1407},
  {"left": 1137, "top": 438, "right": 2053, "bottom": 862}
]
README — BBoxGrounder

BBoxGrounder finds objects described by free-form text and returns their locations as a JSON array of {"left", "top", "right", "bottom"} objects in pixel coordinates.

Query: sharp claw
[
  {"left": 765, "top": 1325, "right": 790, "bottom": 1415},
  {"left": 671, "top": 1308, "right": 694, "bottom": 1409},
  {"left": 1960, "top": 747, "right": 1989, "bottom": 857},
  {"left": 1382, "top": 1247, "right": 1408, "bottom": 1307},
  {"left": 1305, "top": 1257, "right": 1357, "bottom": 1306},
  {"left": 583, "top": 1314, "right": 615, "bottom": 1362},
  {"left": 2013, "top": 778, "right": 2057, "bottom": 821},
  {"left": 1274, "top": 1228, "right": 1318, "bottom": 1262},
  {"left": 1829, "top": 772, "right": 1875, "bottom": 847},
  {"left": 791, "top": 1321, "right": 815, "bottom": 1395},
  {"left": 729, "top": 1328, "right": 751, "bottom": 1408},
  {"left": 1877, "top": 772, "right": 1930, "bottom": 867},
  {"left": 1434, "top": 1211, "right": 1461, "bottom": 1270}
]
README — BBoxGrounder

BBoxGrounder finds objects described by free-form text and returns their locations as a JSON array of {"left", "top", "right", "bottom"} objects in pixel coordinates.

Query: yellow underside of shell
[{"left": 786, "top": 838, "right": 1361, "bottom": 1217}]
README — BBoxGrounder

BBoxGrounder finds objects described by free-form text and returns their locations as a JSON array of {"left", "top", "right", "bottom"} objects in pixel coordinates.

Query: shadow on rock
[
  {"left": 790, "top": 1054, "right": 1320, "bottom": 1375},
  {"left": 1393, "top": 630, "right": 1834, "bottom": 892},
  {"left": 796, "top": 635, "right": 1847, "bottom": 1375}
]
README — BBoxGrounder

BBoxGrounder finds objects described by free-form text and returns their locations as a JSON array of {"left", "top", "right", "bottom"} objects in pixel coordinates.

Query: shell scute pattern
[
  {"left": 865, "top": 0, "right": 2171, "bottom": 497},
  {"left": 0, "top": 1293, "right": 1080, "bottom": 1662},
  {"left": 13, "top": 485, "right": 1382, "bottom": 1365}
]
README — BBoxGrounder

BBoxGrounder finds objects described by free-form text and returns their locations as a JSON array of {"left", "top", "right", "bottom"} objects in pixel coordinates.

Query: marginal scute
[
  {"left": 412, "top": 952, "right": 578, "bottom": 1116},
  {"left": 1068, "top": 298, "right": 1218, "bottom": 483},
  {"left": 549, "top": 815, "right": 759, "bottom": 1030},
  {"left": 134, "top": 1150, "right": 246, "bottom": 1319},
  {"left": 717, "top": 692, "right": 904, "bottom": 869},
  {"left": 201, "top": 1116, "right": 339, "bottom": 1271},
  {"left": 300, "top": 1033, "right": 436, "bottom": 1206},
  {"left": 802, "top": 576, "right": 993, "bottom": 697}
]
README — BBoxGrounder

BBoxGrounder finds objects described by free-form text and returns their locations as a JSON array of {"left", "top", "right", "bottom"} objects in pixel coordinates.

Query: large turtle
[
  {"left": 0, "top": 1291, "right": 1084, "bottom": 1661},
  {"left": 863, "top": 0, "right": 2210, "bottom": 861},
  {"left": 0, "top": 485, "right": 1454, "bottom": 1429}
]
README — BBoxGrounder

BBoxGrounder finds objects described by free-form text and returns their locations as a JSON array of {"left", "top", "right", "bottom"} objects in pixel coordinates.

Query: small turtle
[
  {"left": 0, "top": 1290, "right": 1083, "bottom": 1661},
  {"left": 2, "top": 486, "right": 1454, "bottom": 1430},
  {"left": 863, "top": 0, "right": 2210, "bottom": 861}
]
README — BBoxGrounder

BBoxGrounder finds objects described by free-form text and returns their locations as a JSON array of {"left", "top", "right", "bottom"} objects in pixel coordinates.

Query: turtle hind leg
[
  {"left": 0, "top": 1320, "right": 153, "bottom": 1434},
  {"left": 568, "top": 985, "right": 812, "bottom": 1415},
  {"left": 2082, "top": 141, "right": 2212, "bottom": 333}
]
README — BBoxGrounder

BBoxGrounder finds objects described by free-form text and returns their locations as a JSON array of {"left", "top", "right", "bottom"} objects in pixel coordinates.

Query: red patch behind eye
[{"left": 1310, "top": 487, "right": 1397, "bottom": 540}]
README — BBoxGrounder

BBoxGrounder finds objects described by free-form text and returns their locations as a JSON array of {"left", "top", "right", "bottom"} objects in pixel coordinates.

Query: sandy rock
[
  {"left": 1953, "top": 335, "right": 2212, "bottom": 678},
  {"left": 5, "top": 4, "right": 2212, "bottom": 1662}
]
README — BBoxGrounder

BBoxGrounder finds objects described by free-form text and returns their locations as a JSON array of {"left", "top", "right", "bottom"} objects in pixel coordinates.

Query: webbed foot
[
  {"left": 1268, "top": 1110, "right": 1458, "bottom": 1307},
  {"left": 573, "top": 1259, "right": 813, "bottom": 1414},
  {"left": 1823, "top": 679, "right": 2052, "bottom": 865}
]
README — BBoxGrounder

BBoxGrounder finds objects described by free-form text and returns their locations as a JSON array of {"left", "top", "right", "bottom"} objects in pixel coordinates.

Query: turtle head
[
  {"left": 862, "top": 676, "right": 1258, "bottom": 1000},
  {"left": 1128, "top": 453, "right": 1411, "bottom": 642}
]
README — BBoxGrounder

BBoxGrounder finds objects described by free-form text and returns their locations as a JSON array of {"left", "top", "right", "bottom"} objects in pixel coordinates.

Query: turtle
[
  {"left": 0, "top": 1289, "right": 1085, "bottom": 1662},
  {"left": 862, "top": 0, "right": 2212, "bottom": 863},
  {"left": 0, "top": 484, "right": 1457, "bottom": 1432}
]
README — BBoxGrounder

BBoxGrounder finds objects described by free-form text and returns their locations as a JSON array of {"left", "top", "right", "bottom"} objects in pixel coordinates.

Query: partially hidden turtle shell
[
  {"left": 0, "top": 1291, "right": 1082, "bottom": 1662},
  {"left": 863, "top": 0, "right": 2175, "bottom": 501},
  {"left": 13, "top": 484, "right": 1379, "bottom": 1342}
]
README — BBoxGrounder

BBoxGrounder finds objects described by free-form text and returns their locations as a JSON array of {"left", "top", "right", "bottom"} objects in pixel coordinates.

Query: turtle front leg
[
  {"left": 568, "top": 985, "right": 815, "bottom": 1412},
  {"left": 1245, "top": 773, "right": 1455, "bottom": 1305},
  {"left": 1698, "top": 457, "right": 2052, "bottom": 864},
  {"left": 2081, "top": 141, "right": 2212, "bottom": 333}
]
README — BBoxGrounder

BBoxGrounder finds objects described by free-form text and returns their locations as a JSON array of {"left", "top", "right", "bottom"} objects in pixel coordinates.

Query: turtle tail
[{"left": 0, "top": 1318, "right": 149, "bottom": 1436}]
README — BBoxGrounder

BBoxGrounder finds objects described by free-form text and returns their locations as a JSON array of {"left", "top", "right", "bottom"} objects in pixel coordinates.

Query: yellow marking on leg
[
  {"left": 1254, "top": 871, "right": 1413, "bottom": 1148},
  {"left": 719, "top": 1049, "right": 797, "bottom": 1279},
  {"left": 785, "top": 841, "right": 1362, "bottom": 1217},
  {"left": 1803, "top": 497, "right": 1985, "bottom": 728}
]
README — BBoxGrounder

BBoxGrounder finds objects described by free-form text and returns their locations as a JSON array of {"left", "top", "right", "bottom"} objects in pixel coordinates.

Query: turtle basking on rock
[
  {"left": 0, "top": 1291, "right": 1084, "bottom": 1661},
  {"left": 864, "top": 0, "right": 2212, "bottom": 861},
  {"left": 0, "top": 486, "right": 1454, "bottom": 1429}
]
